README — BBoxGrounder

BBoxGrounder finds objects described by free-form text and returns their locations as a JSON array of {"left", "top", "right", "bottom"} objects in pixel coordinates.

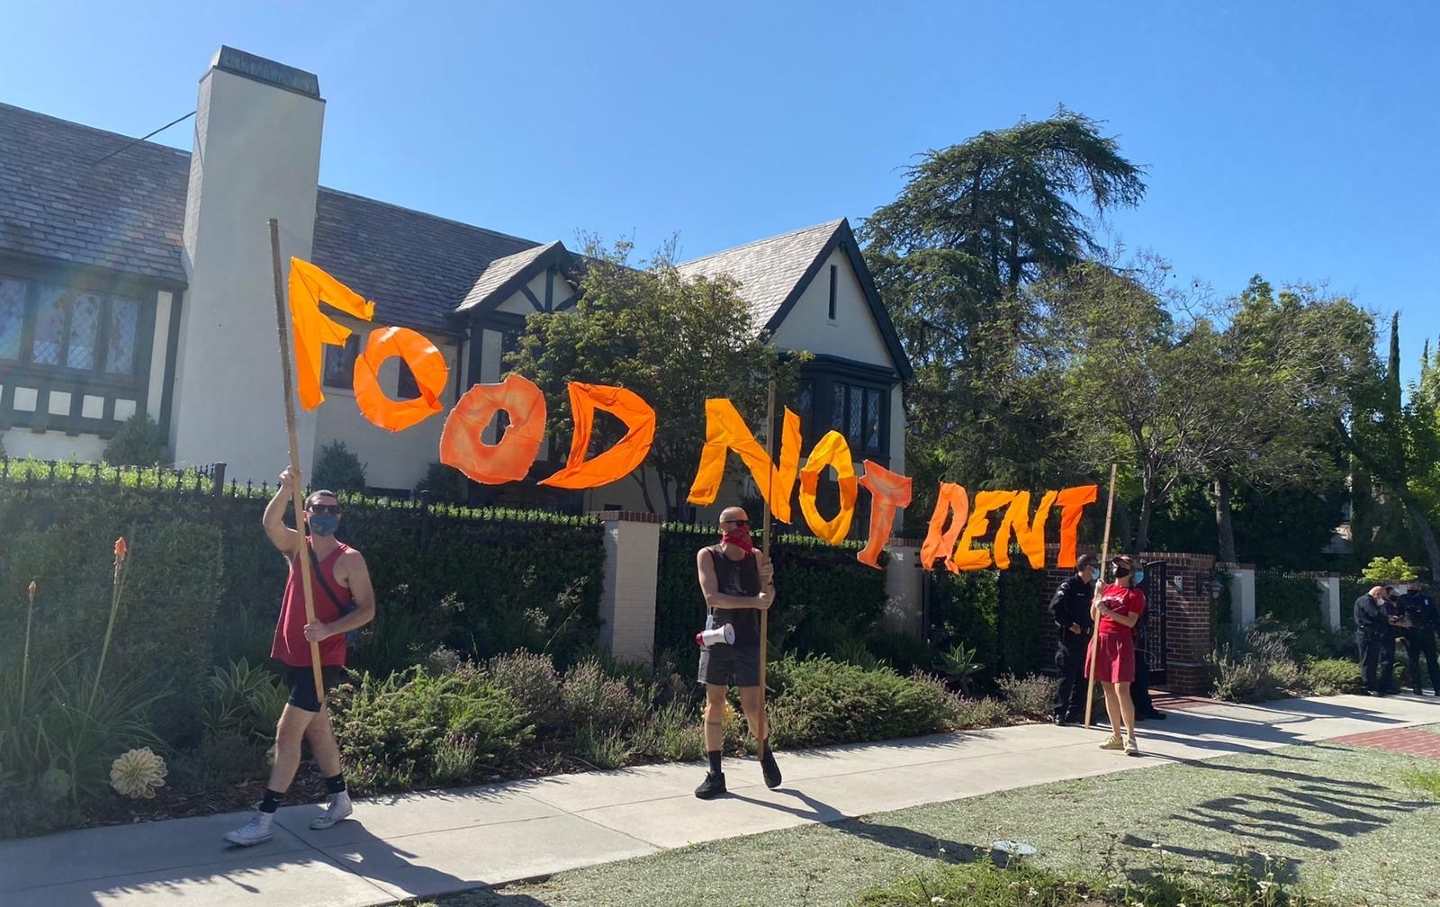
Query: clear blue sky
[{"left": 5, "top": 1, "right": 1437, "bottom": 383}]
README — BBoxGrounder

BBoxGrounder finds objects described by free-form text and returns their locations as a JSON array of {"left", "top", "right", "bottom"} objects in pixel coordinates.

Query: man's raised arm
[{"left": 263, "top": 467, "right": 302, "bottom": 553}]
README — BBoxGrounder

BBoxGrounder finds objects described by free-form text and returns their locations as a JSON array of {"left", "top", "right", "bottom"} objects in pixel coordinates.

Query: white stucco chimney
[{"left": 172, "top": 47, "right": 324, "bottom": 484}]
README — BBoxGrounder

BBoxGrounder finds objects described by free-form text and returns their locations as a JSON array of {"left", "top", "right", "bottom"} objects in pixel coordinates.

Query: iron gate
[{"left": 1139, "top": 559, "right": 1168, "bottom": 685}]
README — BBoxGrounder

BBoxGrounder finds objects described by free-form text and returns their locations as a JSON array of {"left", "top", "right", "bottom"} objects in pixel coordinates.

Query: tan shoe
[
  {"left": 1099, "top": 736, "right": 1125, "bottom": 751},
  {"left": 1125, "top": 738, "right": 1141, "bottom": 757}
]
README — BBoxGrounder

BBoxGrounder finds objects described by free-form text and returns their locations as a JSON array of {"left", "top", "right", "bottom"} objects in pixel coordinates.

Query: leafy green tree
[
  {"left": 1337, "top": 313, "right": 1440, "bottom": 577},
  {"left": 1204, "top": 278, "right": 1373, "bottom": 563},
  {"left": 860, "top": 110, "right": 1145, "bottom": 506},
  {"left": 508, "top": 239, "right": 795, "bottom": 517}
]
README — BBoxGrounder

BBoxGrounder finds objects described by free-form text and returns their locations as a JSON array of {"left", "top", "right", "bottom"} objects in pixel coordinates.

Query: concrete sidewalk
[{"left": 3, "top": 693, "right": 1437, "bottom": 906}]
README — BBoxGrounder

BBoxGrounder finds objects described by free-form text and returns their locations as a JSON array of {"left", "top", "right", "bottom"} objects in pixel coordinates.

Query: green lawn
[{"left": 404, "top": 728, "right": 1440, "bottom": 907}]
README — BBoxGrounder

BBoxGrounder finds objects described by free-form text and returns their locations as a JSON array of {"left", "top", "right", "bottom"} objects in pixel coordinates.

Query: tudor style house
[{"left": 0, "top": 47, "right": 910, "bottom": 520}]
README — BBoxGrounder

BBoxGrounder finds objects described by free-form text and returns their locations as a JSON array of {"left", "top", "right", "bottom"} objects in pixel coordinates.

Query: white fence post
[{"left": 595, "top": 511, "right": 660, "bottom": 664}]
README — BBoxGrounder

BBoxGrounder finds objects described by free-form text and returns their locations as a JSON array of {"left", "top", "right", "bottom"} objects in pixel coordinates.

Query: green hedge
[
  {"left": 654, "top": 525, "right": 888, "bottom": 662},
  {"left": 0, "top": 465, "right": 607, "bottom": 748},
  {"left": 1254, "top": 570, "right": 1323, "bottom": 626},
  {"left": 924, "top": 564, "right": 1049, "bottom": 684}
]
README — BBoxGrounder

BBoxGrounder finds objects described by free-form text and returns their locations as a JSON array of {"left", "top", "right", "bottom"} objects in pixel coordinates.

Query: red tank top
[{"left": 270, "top": 540, "right": 354, "bottom": 668}]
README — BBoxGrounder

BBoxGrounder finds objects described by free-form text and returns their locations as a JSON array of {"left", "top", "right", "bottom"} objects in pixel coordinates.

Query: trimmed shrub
[
  {"left": 329, "top": 667, "right": 533, "bottom": 793},
  {"left": 102, "top": 414, "right": 169, "bottom": 466},
  {"left": 561, "top": 658, "right": 647, "bottom": 733},
  {"left": 312, "top": 440, "right": 367, "bottom": 492},
  {"left": 767, "top": 656, "right": 961, "bottom": 748},
  {"left": 1209, "top": 621, "right": 1303, "bottom": 703},
  {"left": 487, "top": 650, "right": 565, "bottom": 731},
  {"left": 1304, "top": 657, "right": 1363, "bottom": 695},
  {"left": 1254, "top": 570, "right": 1324, "bottom": 626}
]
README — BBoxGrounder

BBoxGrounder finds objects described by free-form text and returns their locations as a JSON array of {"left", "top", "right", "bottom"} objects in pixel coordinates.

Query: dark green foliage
[
  {"left": 414, "top": 460, "right": 468, "bottom": 504},
  {"left": 328, "top": 666, "right": 533, "bottom": 793},
  {"left": 102, "top": 414, "right": 169, "bottom": 466},
  {"left": 866, "top": 630, "right": 934, "bottom": 675},
  {"left": 766, "top": 656, "right": 962, "bottom": 748},
  {"left": 654, "top": 526, "right": 887, "bottom": 660},
  {"left": 312, "top": 440, "right": 367, "bottom": 492},
  {"left": 1303, "top": 658, "right": 1363, "bottom": 695},
  {"left": 1254, "top": 570, "right": 1324, "bottom": 626},
  {"left": 927, "top": 569, "right": 1050, "bottom": 685}
]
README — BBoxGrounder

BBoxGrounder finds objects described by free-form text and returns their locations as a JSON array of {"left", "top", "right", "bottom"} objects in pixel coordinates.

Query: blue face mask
[
  {"left": 1133, "top": 569, "right": 1146, "bottom": 585},
  {"left": 308, "top": 514, "right": 339, "bottom": 537}
]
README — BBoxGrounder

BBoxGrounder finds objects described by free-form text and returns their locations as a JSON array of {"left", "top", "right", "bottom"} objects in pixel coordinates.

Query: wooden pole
[
  {"left": 269, "top": 218, "right": 326, "bottom": 708},
  {"left": 759, "top": 379, "right": 777, "bottom": 726},
  {"left": 1083, "top": 463, "right": 1119, "bottom": 729}
]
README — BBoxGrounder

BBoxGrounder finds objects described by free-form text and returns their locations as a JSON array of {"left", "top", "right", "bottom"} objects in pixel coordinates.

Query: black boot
[
  {"left": 694, "top": 771, "right": 727, "bottom": 800},
  {"left": 760, "top": 745, "right": 782, "bottom": 790}
]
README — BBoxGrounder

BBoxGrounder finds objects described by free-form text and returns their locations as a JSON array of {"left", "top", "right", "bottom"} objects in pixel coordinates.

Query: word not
[{"left": 288, "top": 259, "right": 1097, "bottom": 570}]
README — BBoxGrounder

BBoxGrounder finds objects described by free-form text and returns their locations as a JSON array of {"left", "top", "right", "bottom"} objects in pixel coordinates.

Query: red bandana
[{"left": 722, "top": 526, "right": 755, "bottom": 553}]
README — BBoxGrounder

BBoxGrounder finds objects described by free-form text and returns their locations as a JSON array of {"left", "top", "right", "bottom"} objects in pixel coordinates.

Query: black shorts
[
  {"left": 284, "top": 665, "right": 349, "bottom": 712},
  {"left": 698, "top": 644, "right": 763, "bottom": 688}
]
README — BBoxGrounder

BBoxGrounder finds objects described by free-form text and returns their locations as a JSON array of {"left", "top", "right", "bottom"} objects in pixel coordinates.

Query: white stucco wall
[
  {"left": 171, "top": 63, "right": 324, "bottom": 481},
  {"left": 769, "top": 248, "right": 890, "bottom": 368},
  {"left": 0, "top": 428, "right": 107, "bottom": 461},
  {"left": 314, "top": 336, "right": 460, "bottom": 491}
]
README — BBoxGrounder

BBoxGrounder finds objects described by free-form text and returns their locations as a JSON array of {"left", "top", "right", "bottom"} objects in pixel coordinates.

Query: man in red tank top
[{"left": 225, "top": 467, "right": 377, "bottom": 847}]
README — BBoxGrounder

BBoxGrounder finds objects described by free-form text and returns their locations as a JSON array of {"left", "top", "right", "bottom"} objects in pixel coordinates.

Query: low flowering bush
[
  {"left": 767, "top": 656, "right": 968, "bottom": 748},
  {"left": 997, "top": 674, "right": 1059, "bottom": 720}
]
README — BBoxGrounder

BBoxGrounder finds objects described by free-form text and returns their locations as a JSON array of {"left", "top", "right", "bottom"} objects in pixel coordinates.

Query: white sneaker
[
  {"left": 309, "top": 791, "right": 352, "bottom": 830},
  {"left": 224, "top": 812, "right": 274, "bottom": 847}
]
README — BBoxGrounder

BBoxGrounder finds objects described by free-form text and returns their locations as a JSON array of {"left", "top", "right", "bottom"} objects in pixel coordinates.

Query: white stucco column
[
  {"left": 1317, "top": 576, "right": 1342, "bottom": 630},
  {"left": 172, "top": 47, "right": 325, "bottom": 484},
  {"left": 883, "top": 544, "right": 924, "bottom": 638},
  {"left": 1226, "top": 565, "right": 1257, "bottom": 627},
  {"left": 596, "top": 511, "right": 661, "bottom": 664}
]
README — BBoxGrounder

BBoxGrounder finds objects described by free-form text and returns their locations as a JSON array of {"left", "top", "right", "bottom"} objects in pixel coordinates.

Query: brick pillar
[
  {"left": 592, "top": 511, "right": 661, "bottom": 665},
  {"left": 883, "top": 543, "right": 924, "bottom": 638},
  {"left": 1141, "top": 552, "right": 1217, "bottom": 695}
]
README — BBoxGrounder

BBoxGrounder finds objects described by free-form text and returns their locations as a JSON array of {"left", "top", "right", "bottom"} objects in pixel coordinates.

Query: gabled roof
[
  {"left": 677, "top": 218, "right": 913, "bottom": 380},
  {"left": 456, "top": 240, "right": 569, "bottom": 314},
  {"left": 677, "top": 219, "right": 843, "bottom": 329},
  {"left": 0, "top": 101, "right": 541, "bottom": 335}
]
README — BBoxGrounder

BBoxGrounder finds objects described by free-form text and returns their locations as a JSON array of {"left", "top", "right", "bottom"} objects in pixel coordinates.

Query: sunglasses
[
  {"left": 723, "top": 520, "right": 750, "bottom": 528},
  {"left": 307, "top": 504, "right": 341, "bottom": 515}
]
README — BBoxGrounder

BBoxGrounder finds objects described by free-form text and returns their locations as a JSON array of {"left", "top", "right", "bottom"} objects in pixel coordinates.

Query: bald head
[{"left": 719, "top": 507, "right": 750, "bottom": 528}]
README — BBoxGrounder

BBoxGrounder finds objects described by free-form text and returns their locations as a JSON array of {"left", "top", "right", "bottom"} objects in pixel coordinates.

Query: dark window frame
[{"left": 827, "top": 264, "right": 838, "bottom": 321}]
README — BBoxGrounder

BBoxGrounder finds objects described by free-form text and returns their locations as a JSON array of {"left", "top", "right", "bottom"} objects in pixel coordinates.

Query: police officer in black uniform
[
  {"left": 1354, "top": 585, "right": 1394, "bottom": 695},
  {"left": 1398, "top": 581, "right": 1440, "bottom": 696},
  {"left": 1050, "top": 554, "right": 1097, "bottom": 724}
]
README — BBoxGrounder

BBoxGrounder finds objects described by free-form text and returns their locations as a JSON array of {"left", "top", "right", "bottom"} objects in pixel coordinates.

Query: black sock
[
  {"left": 325, "top": 773, "right": 347, "bottom": 795},
  {"left": 707, "top": 750, "right": 723, "bottom": 775},
  {"left": 759, "top": 741, "right": 771, "bottom": 759},
  {"left": 259, "top": 788, "right": 283, "bottom": 814}
]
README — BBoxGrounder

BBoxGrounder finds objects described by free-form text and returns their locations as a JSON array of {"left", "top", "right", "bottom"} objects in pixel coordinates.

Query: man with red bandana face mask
[{"left": 693, "top": 506, "right": 780, "bottom": 799}]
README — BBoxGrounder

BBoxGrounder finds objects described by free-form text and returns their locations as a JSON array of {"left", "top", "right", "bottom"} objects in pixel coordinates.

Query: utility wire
[{"left": 87, "top": 110, "right": 196, "bottom": 168}]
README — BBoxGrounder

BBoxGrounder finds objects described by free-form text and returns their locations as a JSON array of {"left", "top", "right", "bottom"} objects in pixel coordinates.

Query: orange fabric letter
[
  {"left": 687, "top": 399, "right": 802, "bottom": 524},
  {"left": 798, "top": 431, "right": 858, "bottom": 544},
  {"left": 952, "top": 490, "right": 1018, "bottom": 572},
  {"left": 992, "top": 490, "right": 1059, "bottom": 570},
  {"left": 438, "top": 374, "right": 547, "bottom": 484},
  {"left": 856, "top": 461, "right": 912, "bottom": 569},
  {"left": 1054, "top": 484, "right": 1100, "bottom": 568},
  {"left": 919, "top": 483, "right": 969, "bottom": 572},
  {"left": 288, "top": 258, "right": 376, "bottom": 411},
  {"left": 540, "top": 383, "right": 657, "bottom": 489},
  {"left": 353, "top": 327, "right": 449, "bottom": 432}
]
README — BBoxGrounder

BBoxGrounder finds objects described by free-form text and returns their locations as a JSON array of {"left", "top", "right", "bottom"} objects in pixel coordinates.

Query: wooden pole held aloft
[
  {"left": 1083, "top": 463, "right": 1119, "bottom": 730},
  {"left": 269, "top": 219, "right": 326, "bottom": 708}
]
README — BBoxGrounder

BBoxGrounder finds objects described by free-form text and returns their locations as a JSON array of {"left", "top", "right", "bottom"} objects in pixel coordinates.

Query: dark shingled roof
[
  {"left": 676, "top": 219, "right": 844, "bottom": 330},
  {"left": 456, "top": 241, "right": 563, "bottom": 313},
  {"left": 0, "top": 102, "right": 543, "bottom": 334}
]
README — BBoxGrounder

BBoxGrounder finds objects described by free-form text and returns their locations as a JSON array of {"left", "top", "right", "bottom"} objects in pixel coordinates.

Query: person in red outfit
[
  {"left": 225, "top": 467, "right": 377, "bottom": 847},
  {"left": 1088, "top": 555, "right": 1147, "bottom": 756}
]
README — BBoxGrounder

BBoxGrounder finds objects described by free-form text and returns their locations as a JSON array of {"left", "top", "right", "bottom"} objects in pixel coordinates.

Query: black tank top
[{"left": 707, "top": 545, "right": 762, "bottom": 646}]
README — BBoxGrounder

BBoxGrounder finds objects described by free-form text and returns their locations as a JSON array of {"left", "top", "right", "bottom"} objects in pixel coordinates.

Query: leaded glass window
[
  {"left": 106, "top": 297, "right": 139, "bottom": 375},
  {"left": 865, "top": 388, "right": 882, "bottom": 450},
  {"left": 0, "top": 278, "right": 24, "bottom": 360},
  {"left": 66, "top": 293, "right": 102, "bottom": 369},
  {"left": 31, "top": 284, "right": 67, "bottom": 365}
]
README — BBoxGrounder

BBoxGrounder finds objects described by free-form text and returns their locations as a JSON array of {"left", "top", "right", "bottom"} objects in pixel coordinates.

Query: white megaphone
[{"left": 695, "top": 624, "right": 736, "bottom": 648}]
